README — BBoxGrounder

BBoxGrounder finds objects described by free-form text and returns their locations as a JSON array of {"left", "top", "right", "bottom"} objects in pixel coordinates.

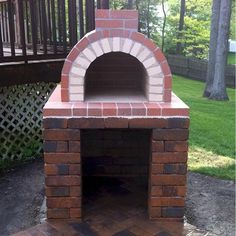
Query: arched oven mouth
[{"left": 84, "top": 52, "right": 148, "bottom": 102}]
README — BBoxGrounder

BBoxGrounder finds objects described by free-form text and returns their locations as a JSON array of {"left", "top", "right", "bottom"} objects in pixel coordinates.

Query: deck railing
[{"left": 0, "top": 0, "right": 99, "bottom": 63}]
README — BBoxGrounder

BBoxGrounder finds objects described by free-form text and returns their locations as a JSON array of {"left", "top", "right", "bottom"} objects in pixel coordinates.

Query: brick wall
[{"left": 43, "top": 117, "right": 189, "bottom": 221}]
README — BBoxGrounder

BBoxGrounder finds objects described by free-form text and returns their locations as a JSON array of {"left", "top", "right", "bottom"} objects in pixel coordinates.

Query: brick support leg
[
  {"left": 148, "top": 124, "right": 189, "bottom": 221},
  {"left": 43, "top": 118, "right": 82, "bottom": 220}
]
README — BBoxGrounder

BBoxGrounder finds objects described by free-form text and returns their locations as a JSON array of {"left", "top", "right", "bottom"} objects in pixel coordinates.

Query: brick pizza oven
[{"left": 43, "top": 9, "right": 189, "bottom": 222}]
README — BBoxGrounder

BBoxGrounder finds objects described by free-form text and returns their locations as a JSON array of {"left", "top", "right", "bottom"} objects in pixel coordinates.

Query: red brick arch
[{"left": 61, "top": 30, "right": 172, "bottom": 102}]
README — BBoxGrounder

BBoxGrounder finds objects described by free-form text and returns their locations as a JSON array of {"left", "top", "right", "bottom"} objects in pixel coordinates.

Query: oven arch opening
[{"left": 84, "top": 52, "right": 148, "bottom": 102}]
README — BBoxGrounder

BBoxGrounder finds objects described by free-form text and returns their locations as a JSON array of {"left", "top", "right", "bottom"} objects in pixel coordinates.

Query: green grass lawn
[
  {"left": 173, "top": 75, "right": 235, "bottom": 180},
  {"left": 228, "top": 52, "right": 236, "bottom": 65}
]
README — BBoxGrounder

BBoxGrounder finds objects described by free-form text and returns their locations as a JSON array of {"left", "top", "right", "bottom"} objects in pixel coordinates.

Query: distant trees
[
  {"left": 176, "top": 0, "right": 185, "bottom": 54},
  {"left": 204, "top": 0, "right": 232, "bottom": 100}
]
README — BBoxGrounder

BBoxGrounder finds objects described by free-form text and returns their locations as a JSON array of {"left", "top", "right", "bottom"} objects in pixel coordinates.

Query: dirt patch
[
  {"left": 186, "top": 172, "right": 235, "bottom": 236},
  {"left": 0, "top": 160, "right": 44, "bottom": 236},
  {"left": 0, "top": 161, "right": 234, "bottom": 236}
]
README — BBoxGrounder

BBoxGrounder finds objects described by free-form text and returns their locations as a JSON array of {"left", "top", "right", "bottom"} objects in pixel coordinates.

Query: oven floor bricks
[{"left": 43, "top": 116, "right": 189, "bottom": 221}]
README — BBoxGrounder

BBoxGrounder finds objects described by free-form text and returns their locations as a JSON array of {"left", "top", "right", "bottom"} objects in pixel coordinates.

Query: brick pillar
[
  {"left": 43, "top": 118, "right": 82, "bottom": 220},
  {"left": 149, "top": 118, "right": 189, "bottom": 221}
]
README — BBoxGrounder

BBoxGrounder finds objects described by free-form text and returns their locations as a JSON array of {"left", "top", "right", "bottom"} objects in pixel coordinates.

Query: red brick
[
  {"left": 44, "top": 141, "right": 68, "bottom": 153},
  {"left": 151, "top": 175, "right": 186, "bottom": 186},
  {"left": 162, "top": 186, "right": 186, "bottom": 197},
  {"left": 149, "top": 207, "right": 161, "bottom": 218},
  {"left": 43, "top": 106, "right": 72, "bottom": 117},
  {"left": 43, "top": 118, "right": 68, "bottom": 129},
  {"left": 69, "top": 141, "right": 81, "bottom": 153},
  {"left": 67, "top": 47, "right": 80, "bottom": 62},
  {"left": 130, "top": 103, "right": 146, "bottom": 116},
  {"left": 154, "top": 48, "right": 166, "bottom": 63},
  {"left": 152, "top": 129, "right": 189, "bottom": 141},
  {"left": 75, "top": 37, "right": 89, "bottom": 52},
  {"left": 151, "top": 186, "right": 163, "bottom": 196},
  {"left": 164, "top": 75, "right": 172, "bottom": 89},
  {"left": 163, "top": 164, "right": 187, "bottom": 175},
  {"left": 167, "top": 118, "right": 190, "bottom": 129},
  {"left": 45, "top": 164, "right": 69, "bottom": 175},
  {"left": 95, "top": 9, "right": 109, "bottom": 18},
  {"left": 151, "top": 197, "right": 185, "bottom": 207},
  {"left": 117, "top": 103, "right": 131, "bottom": 116},
  {"left": 96, "top": 19, "right": 123, "bottom": 29},
  {"left": 165, "top": 141, "right": 188, "bottom": 152},
  {"left": 61, "top": 75, "right": 69, "bottom": 89},
  {"left": 44, "top": 153, "right": 81, "bottom": 164},
  {"left": 152, "top": 164, "right": 164, "bottom": 174},
  {"left": 87, "top": 30, "right": 102, "bottom": 43},
  {"left": 45, "top": 176, "right": 81, "bottom": 186},
  {"left": 73, "top": 103, "right": 87, "bottom": 116},
  {"left": 162, "top": 207, "right": 185, "bottom": 218},
  {"left": 102, "top": 29, "right": 110, "bottom": 38},
  {"left": 47, "top": 197, "right": 81, "bottom": 208},
  {"left": 104, "top": 117, "right": 129, "bottom": 128},
  {"left": 152, "top": 141, "right": 164, "bottom": 152},
  {"left": 163, "top": 89, "right": 172, "bottom": 103},
  {"left": 87, "top": 103, "right": 102, "bottom": 116},
  {"left": 103, "top": 103, "right": 117, "bottom": 116},
  {"left": 61, "top": 60, "right": 72, "bottom": 75},
  {"left": 130, "top": 31, "right": 146, "bottom": 44},
  {"left": 129, "top": 118, "right": 167, "bottom": 128},
  {"left": 143, "top": 38, "right": 158, "bottom": 51},
  {"left": 110, "top": 10, "right": 138, "bottom": 19},
  {"left": 152, "top": 152, "right": 187, "bottom": 164},
  {"left": 109, "top": 29, "right": 125, "bottom": 37},
  {"left": 162, "top": 107, "right": 189, "bottom": 116},
  {"left": 70, "top": 186, "right": 81, "bottom": 196},
  {"left": 161, "top": 61, "right": 171, "bottom": 75},
  {"left": 68, "top": 118, "right": 105, "bottom": 129},
  {"left": 70, "top": 208, "right": 82, "bottom": 218},
  {"left": 69, "top": 164, "right": 81, "bottom": 175},
  {"left": 45, "top": 187, "right": 70, "bottom": 197},
  {"left": 43, "top": 129, "right": 80, "bottom": 141},
  {"left": 47, "top": 208, "right": 69, "bottom": 219},
  {"left": 124, "top": 20, "right": 138, "bottom": 29},
  {"left": 61, "top": 89, "right": 69, "bottom": 102},
  {"left": 144, "top": 103, "right": 161, "bottom": 116}
]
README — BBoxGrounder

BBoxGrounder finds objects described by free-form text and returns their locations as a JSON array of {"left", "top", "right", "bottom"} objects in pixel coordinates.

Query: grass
[
  {"left": 173, "top": 75, "right": 235, "bottom": 180},
  {"left": 228, "top": 52, "right": 236, "bottom": 65}
]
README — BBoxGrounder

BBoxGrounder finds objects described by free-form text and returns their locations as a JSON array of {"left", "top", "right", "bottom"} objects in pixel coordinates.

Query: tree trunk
[
  {"left": 209, "top": 0, "right": 231, "bottom": 100},
  {"left": 128, "top": 0, "right": 133, "bottom": 9},
  {"left": 100, "top": 0, "right": 109, "bottom": 9},
  {"left": 147, "top": 0, "right": 150, "bottom": 38},
  {"left": 161, "top": 0, "right": 166, "bottom": 51},
  {"left": 203, "top": 0, "right": 221, "bottom": 97},
  {"left": 176, "top": 0, "right": 185, "bottom": 54}
]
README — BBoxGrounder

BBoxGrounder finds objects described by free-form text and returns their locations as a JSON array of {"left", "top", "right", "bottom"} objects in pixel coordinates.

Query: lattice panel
[{"left": 0, "top": 82, "right": 57, "bottom": 162}]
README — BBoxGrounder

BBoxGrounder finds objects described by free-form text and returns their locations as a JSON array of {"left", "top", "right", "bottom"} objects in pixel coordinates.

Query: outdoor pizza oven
[{"left": 43, "top": 9, "right": 189, "bottom": 222}]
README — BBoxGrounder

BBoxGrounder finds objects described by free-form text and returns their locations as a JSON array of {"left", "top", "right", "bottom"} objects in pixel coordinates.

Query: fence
[
  {"left": 0, "top": 0, "right": 98, "bottom": 63},
  {"left": 167, "top": 55, "right": 235, "bottom": 88}
]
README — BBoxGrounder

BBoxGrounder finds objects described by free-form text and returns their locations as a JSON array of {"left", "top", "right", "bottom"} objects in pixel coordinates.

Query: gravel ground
[{"left": 0, "top": 160, "right": 234, "bottom": 236}]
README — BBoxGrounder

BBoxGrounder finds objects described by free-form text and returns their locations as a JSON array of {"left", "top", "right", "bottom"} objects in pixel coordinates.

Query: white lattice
[{"left": 0, "top": 82, "right": 57, "bottom": 162}]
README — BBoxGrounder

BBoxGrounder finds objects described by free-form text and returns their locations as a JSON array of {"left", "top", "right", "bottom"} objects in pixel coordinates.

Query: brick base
[{"left": 43, "top": 117, "right": 189, "bottom": 221}]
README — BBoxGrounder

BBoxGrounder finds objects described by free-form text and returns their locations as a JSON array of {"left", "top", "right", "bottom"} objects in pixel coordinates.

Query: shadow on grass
[{"left": 190, "top": 164, "right": 235, "bottom": 180}]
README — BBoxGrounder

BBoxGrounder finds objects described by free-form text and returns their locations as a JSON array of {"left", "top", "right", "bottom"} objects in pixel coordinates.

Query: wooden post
[{"left": 14, "top": 0, "right": 21, "bottom": 48}]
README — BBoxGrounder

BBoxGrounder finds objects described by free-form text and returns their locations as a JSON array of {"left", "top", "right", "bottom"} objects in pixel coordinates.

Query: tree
[
  {"left": 176, "top": 0, "right": 186, "bottom": 54},
  {"left": 208, "top": 0, "right": 232, "bottom": 100},
  {"left": 203, "top": 0, "right": 221, "bottom": 97},
  {"left": 161, "top": 0, "right": 166, "bottom": 51},
  {"left": 128, "top": 0, "right": 133, "bottom": 9}
]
